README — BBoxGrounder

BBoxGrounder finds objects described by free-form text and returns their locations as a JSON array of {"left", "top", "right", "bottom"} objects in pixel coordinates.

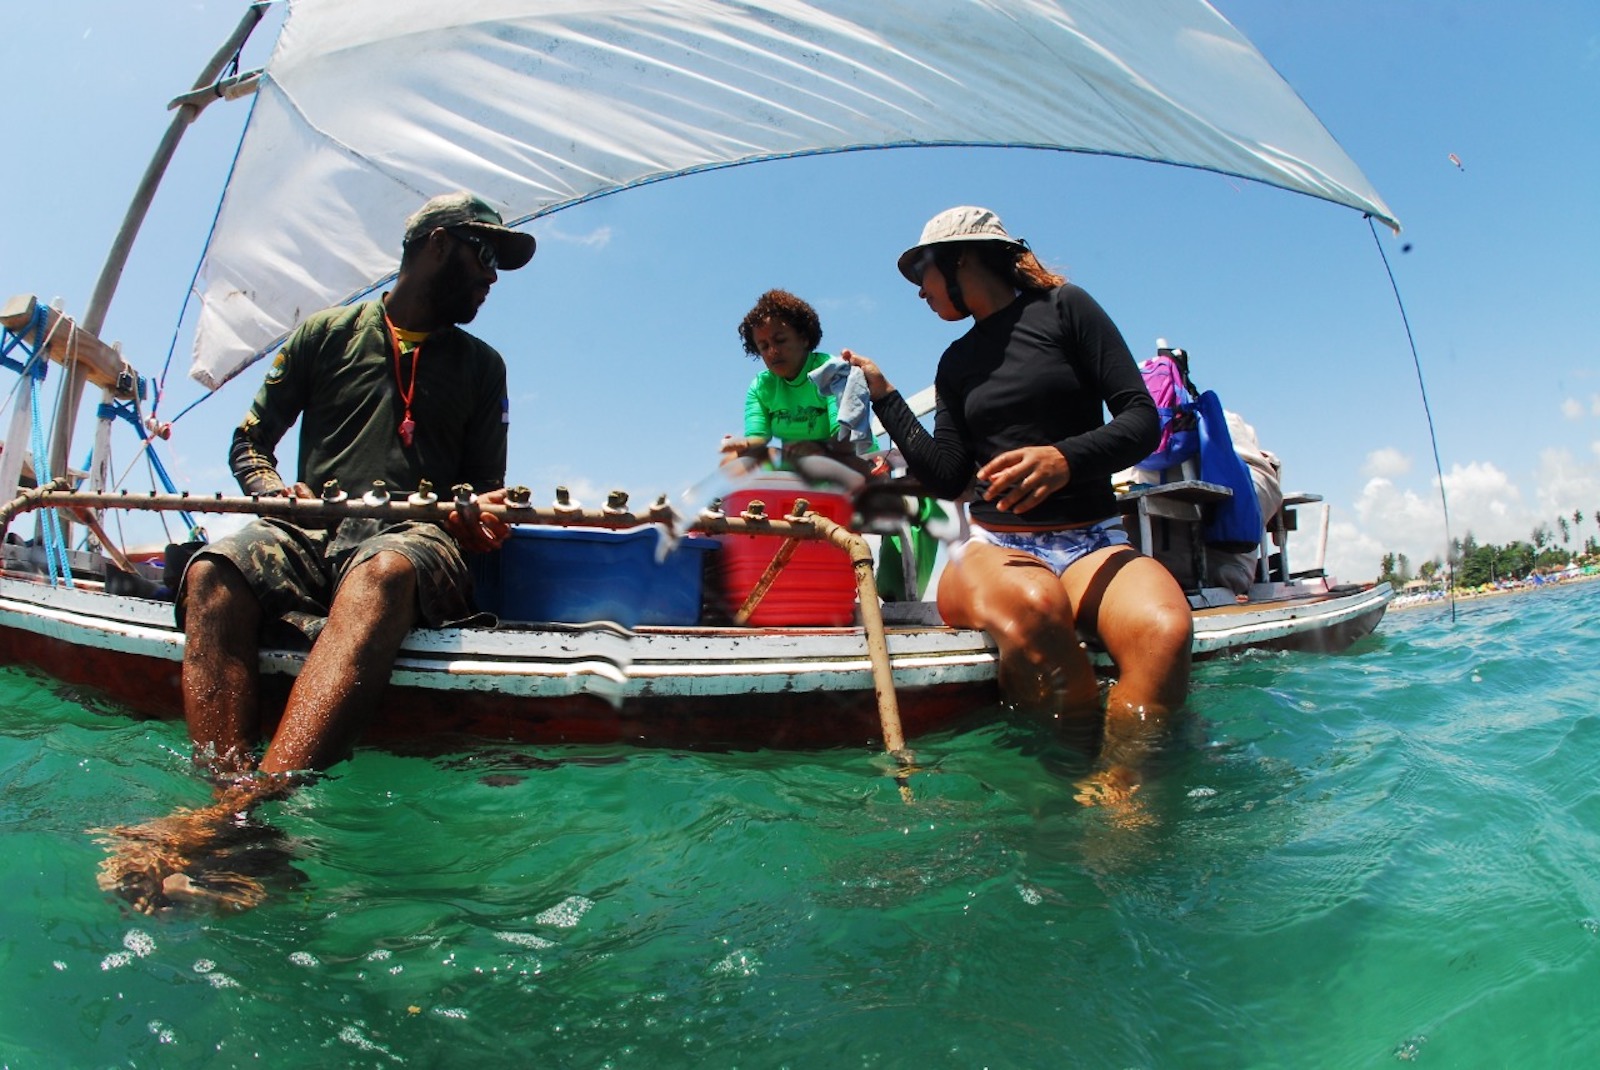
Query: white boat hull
[{"left": 0, "top": 571, "right": 1390, "bottom": 748}]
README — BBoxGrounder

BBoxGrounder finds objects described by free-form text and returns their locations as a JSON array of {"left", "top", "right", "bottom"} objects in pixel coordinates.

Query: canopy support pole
[{"left": 46, "top": 2, "right": 272, "bottom": 505}]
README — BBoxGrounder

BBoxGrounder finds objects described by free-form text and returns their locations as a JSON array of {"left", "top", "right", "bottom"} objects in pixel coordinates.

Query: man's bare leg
[
  {"left": 100, "top": 552, "right": 420, "bottom": 912},
  {"left": 259, "top": 550, "right": 419, "bottom": 774},
  {"left": 180, "top": 557, "right": 265, "bottom": 774}
]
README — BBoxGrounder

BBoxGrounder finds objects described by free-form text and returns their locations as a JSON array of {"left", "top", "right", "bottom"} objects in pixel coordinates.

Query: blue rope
[
  {"left": 94, "top": 397, "right": 199, "bottom": 533},
  {"left": 27, "top": 363, "right": 72, "bottom": 587},
  {"left": 0, "top": 305, "right": 49, "bottom": 415},
  {"left": 3, "top": 306, "right": 72, "bottom": 585}
]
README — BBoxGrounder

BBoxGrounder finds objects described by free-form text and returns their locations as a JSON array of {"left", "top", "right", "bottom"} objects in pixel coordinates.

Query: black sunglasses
[{"left": 446, "top": 227, "right": 499, "bottom": 270}]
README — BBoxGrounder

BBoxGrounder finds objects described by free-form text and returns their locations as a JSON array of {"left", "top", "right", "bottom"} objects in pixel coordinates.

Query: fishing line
[{"left": 1367, "top": 215, "right": 1455, "bottom": 622}]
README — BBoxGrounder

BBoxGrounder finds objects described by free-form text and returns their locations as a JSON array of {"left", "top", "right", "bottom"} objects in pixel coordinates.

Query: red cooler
[{"left": 717, "top": 474, "right": 858, "bottom": 626}]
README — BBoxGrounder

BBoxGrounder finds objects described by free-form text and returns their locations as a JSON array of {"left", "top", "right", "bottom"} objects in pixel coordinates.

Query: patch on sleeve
[
  {"left": 501, "top": 396, "right": 510, "bottom": 424},
  {"left": 263, "top": 349, "right": 290, "bottom": 386}
]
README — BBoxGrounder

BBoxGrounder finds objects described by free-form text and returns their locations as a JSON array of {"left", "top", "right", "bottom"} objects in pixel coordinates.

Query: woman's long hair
[{"left": 964, "top": 241, "right": 1065, "bottom": 292}]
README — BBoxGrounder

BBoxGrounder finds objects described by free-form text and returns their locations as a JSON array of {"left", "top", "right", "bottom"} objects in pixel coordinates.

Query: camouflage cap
[{"left": 403, "top": 192, "right": 536, "bottom": 270}]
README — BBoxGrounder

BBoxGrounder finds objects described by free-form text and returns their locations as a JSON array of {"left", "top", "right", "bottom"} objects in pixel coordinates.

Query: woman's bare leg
[
  {"left": 937, "top": 541, "right": 1100, "bottom": 728},
  {"left": 1060, "top": 547, "right": 1192, "bottom": 719},
  {"left": 1059, "top": 546, "right": 1193, "bottom": 802}
]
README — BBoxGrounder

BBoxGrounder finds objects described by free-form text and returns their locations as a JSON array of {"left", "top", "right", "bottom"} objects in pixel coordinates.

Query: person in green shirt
[{"left": 720, "top": 289, "right": 875, "bottom": 476}]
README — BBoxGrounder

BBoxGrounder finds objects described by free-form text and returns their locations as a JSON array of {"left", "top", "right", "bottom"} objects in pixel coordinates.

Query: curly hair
[{"left": 738, "top": 289, "right": 823, "bottom": 357}]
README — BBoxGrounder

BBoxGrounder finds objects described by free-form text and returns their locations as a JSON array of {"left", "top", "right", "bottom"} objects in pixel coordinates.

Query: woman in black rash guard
[{"left": 843, "top": 207, "right": 1192, "bottom": 804}]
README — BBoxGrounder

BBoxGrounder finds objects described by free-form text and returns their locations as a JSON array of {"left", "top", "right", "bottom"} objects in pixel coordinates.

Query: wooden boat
[
  {"left": 0, "top": 469, "right": 1391, "bottom": 751},
  {"left": 0, "top": 1, "right": 1395, "bottom": 754}
]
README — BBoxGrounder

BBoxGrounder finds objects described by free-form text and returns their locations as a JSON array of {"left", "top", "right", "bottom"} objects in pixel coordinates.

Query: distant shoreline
[{"left": 1389, "top": 570, "right": 1600, "bottom": 611}]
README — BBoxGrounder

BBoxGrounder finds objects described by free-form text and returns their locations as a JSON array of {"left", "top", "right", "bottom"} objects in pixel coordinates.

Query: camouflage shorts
[{"left": 175, "top": 516, "right": 475, "bottom": 642}]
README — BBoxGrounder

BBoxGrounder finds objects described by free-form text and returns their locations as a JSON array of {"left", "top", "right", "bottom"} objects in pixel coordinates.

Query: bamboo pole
[
  {"left": 802, "top": 513, "right": 907, "bottom": 757},
  {"left": 0, "top": 485, "right": 831, "bottom": 537},
  {"left": 1, "top": 483, "right": 918, "bottom": 792}
]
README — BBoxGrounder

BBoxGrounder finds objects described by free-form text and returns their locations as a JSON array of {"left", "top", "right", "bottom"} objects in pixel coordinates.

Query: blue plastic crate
[{"left": 470, "top": 526, "right": 718, "bottom": 627}]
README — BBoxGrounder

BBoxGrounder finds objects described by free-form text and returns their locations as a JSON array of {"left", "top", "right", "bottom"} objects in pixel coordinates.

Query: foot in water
[
  {"left": 1072, "top": 763, "right": 1158, "bottom": 829},
  {"left": 1072, "top": 763, "right": 1141, "bottom": 807},
  {"left": 92, "top": 782, "right": 303, "bottom": 914}
]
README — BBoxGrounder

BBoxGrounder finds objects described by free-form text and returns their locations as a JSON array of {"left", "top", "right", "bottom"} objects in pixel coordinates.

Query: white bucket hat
[{"left": 896, "top": 206, "right": 1026, "bottom": 283}]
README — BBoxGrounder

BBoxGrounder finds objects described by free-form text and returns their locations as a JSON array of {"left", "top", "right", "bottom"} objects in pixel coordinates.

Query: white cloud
[
  {"left": 522, "top": 474, "right": 610, "bottom": 510},
  {"left": 817, "top": 294, "right": 880, "bottom": 317},
  {"left": 1563, "top": 397, "right": 1585, "bottom": 420},
  {"left": 1533, "top": 448, "right": 1600, "bottom": 528},
  {"left": 1353, "top": 475, "right": 1450, "bottom": 559},
  {"left": 1322, "top": 518, "right": 1386, "bottom": 585},
  {"left": 543, "top": 223, "right": 613, "bottom": 249},
  {"left": 1592, "top": 393, "right": 1600, "bottom": 417},
  {"left": 1437, "top": 461, "right": 1534, "bottom": 546},
  {"left": 1362, "top": 447, "right": 1411, "bottom": 479},
  {"left": 1329, "top": 450, "right": 1600, "bottom": 580}
]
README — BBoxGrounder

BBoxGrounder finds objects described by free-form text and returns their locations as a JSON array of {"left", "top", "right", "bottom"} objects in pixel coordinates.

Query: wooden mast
[{"left": 42, "top": 3, "right": 270, "bottom": 517}]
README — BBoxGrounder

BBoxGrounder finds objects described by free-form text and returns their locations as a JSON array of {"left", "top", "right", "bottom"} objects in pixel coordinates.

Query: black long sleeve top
[{"left": 871, "top": 284, "right": 1157, "bottom": 529}]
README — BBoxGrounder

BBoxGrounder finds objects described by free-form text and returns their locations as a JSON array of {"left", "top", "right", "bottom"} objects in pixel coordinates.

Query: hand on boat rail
[{"left": 445, "top": 485, "right": 511, "bottom": 553}]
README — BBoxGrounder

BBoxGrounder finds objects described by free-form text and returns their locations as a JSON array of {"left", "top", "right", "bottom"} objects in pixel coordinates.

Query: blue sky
[{"left": 3, "top": 1, "right": 1597, "bottom": 582}]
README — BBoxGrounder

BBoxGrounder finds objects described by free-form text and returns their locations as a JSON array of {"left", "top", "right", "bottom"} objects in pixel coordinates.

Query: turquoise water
[{"left": 3, "top": 584, "right": 1599, "bottom": 1068}]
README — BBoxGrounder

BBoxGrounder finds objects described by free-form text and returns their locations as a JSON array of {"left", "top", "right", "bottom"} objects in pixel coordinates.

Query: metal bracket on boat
[
  {"left": 320, "top": 481, "right": 347, "bottom": 504},
  {"left": 362, "top": 481, "right": 391, "bottom": 507},
  {"left": 407, "top": 480, "right": 438, "bottom": 508},
  {"left": 451, "top": 483, "right": 479, "bottom": 534},
  {"left": 553, "top": 486, "right": 581, "bottom": 514}
]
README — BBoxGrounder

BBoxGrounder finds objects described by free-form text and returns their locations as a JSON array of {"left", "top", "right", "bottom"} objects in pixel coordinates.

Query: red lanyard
[{"left": 385, "top": 313, "right": 424, "bottom": 447}]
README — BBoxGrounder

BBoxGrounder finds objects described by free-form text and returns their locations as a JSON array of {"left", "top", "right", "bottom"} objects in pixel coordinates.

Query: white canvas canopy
[{"left": 190, "top": 0, "right": 1398, "bottom": 389}]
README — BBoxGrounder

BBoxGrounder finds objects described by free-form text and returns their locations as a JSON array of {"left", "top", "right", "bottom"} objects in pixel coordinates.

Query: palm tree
[{"left": 1558, "top": 515, "right": 1571, "bottom": 546}]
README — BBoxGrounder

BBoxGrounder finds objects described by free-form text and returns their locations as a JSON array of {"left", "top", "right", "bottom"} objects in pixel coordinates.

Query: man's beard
[{"left": 437, "top": 266, "right": 483, "bottom": 325}]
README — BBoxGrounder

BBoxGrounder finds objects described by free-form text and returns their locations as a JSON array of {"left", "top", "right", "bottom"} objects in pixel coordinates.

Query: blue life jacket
[{"left": 1195, "top": 390, "right": 1263, "bottom": 551}]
